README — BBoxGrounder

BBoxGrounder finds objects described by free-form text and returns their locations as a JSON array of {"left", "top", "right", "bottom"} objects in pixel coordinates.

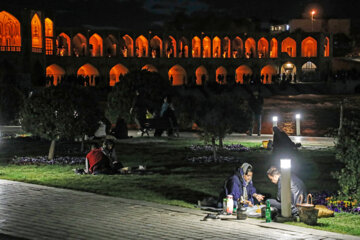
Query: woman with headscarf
[{"left": 221, "top": 163, "right": 264, "bottom": 207}]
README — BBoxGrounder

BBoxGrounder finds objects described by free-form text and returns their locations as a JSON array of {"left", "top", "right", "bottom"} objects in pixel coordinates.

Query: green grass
[
  {"left": 286, "top": 213, "right": 360, "bottom": 236},
  {"left": 0, "top": 137, "right": 359, "bottom": 236}
]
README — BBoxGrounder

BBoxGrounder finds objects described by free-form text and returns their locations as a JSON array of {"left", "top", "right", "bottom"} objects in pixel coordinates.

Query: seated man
[
  {"left": 267, "top": 166, "right": 306, "bottom": 215},
  {"left": 218, "top": 163, "right": 264, "bottom": 208}
]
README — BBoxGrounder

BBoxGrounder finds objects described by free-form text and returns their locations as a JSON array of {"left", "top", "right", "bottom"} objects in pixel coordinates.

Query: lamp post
[
  {"left": 272, "top": 116, "right": 278, "bottom": 127},
  {"left": 295, "top": 113, "right": 301, "bottom": 136},
  {"left": 311, "top": 10, "right": 316, "bottom": 32},
  {"left": 280, "top": 159, "right": 292, "bottom": 218}
]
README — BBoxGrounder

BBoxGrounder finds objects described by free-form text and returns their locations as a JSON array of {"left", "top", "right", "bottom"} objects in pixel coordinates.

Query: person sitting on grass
[
  {"left": 218, "top": 163, "right": 264, "bottom": 208},
  {"left": 85, "top": 140, "right": 123, "bottom": 175},
  {"left": 267, "top": 166, "right": 306, "bottom": 215}
]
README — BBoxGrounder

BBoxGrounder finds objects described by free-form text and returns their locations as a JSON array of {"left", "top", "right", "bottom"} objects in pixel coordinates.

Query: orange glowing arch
[
  {"left": 109, "top": 64, "right": 129, "bottom": 86},
  {"left": 135, "top": 35, "right": 148, "bottom": 57},
  {"left": 301, "top": 36, "right": 317, "bottom": 57},
  {"left": 122, "top": 35, "right": 133, "bottom": 57},
  {"left": 77, "top": 63, "right": 99, "bottom": 86},
  {"left": 0, "top": 11, "right": 22, "bottom": 51},
  {"left": 56, "top": 33, "right": 70, "bottom": 56},
  {"left": 46, "top": 64, "right": 65, "bottom": 86},
  {"left": 245, "top": 38, "right": 256, "bottom": 58},
  {"left": 261, "top": 65, "right": 278, "bottom": 84},
  {"left": 44, "top": 18, "right": 53, "bottom": 37},
  {"left": 179, "top": 37, "right": 189, "bottom": 58},
  {"left": 104, "top": 34, "right": 118, "bottom": 57},
  {"left": 222, "top": 37, "right": 231, "bottom": 58},
  {"left": 257, "top": 37, "right": 269, "bottom": 58},
  {"left": 142, "top": 64, "right": 158, "bottom": 73},
  {"left": 150, "top": 35, "right": 163, "bottom": 58},
  {"left": 232, "top": 37, "right": 243, "bottom": 58},
  {"left": 72, "top": 33, "right": 87, "bottom": 56},
  {"left": 195, "top": 66, "right": 209, "bottom": 85},
  {"left": 324, "top": 37, "right": 330, "bottom": 57},
  {"left": 165, "top": 36, "right": 176, "bottom": 58},
  {"left": 31, "top": 13, "right": 42, "bottom": 51},
  {"left": 89, "top": 33, "right": 103, "bottom": 57},
  {"left": 168, "top": 65, "right": 187, "bottom": 86},
  {"left": 202, "top": 36, "right": 211, "bottom": 58},
  {"left": 235, "top": 65, "right": 253, "bottom": 84},
  {"left": 281, "top": 37, "right": 296, "bottom": 57},
  {"left": 213, "top": 36, "right": 221, "bottom": 58},
  {"left": 270, "top": 38, "right": 278, "bottom": 58},
  {"left": 192, "top": 36, "right": 201, "bottom": 58},
  {"left": 216, "top": 66, "right": 227, "bottom": 84}
]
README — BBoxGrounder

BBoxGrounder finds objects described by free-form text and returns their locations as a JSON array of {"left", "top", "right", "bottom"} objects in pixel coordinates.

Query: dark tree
[{"left": 21, "top": 86, "right": 102, "bottom": 159}]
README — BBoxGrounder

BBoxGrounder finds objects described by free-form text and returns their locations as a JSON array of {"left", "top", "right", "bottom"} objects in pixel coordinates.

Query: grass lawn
[{"left": 0, "top": 136, "right": 359, "bottom": 236}]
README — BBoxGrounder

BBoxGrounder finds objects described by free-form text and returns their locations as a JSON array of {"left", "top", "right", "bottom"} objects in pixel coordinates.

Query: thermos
[{"left": 237, "top": 199, "right": 247, "bottom": 220}]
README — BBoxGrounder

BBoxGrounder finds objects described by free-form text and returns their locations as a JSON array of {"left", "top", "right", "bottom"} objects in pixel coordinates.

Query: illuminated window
[
  {"left": 0, "top": 11, "right": 21, "bottom": 52},
  {"left": 31, "top": 13, "right": 42, "bottom": 53},
  {"left": 165, "top": 36, "right": 176, "bottom": 58},
  {"left": 89, "top": 33, "right": 103, "bottom": 57},
  {"left": 109, "top": 64, "right": 129, "bottom": 86},
  {"left": 179, "top": 37, "right": 189, "bottom": 58},
  {"left": 302, "top": 61, "right": 317, "bottom": 72},
  {"left": 44, "top": 18, "right": 53, "bottom": 37},
  {"left": 301, "top": 37, "right": 317, "bottom": 57},
  {"left": 45, "top": 38, "right": 53, "bottom": 55},
  {"left": 72, "top": 33, "right": 87, "bottom": 57},
  {"left": 104, "top": 34, "right": 118, "bottom": 57},
  {"left": 222, "top": 37, "right": 231, "bottom": 58},
  {"left": 44, "top": 18, "right": 53, "bottom": 55},
  {"left": 168, "top": 65, "right": 187, "bottom": 85}
]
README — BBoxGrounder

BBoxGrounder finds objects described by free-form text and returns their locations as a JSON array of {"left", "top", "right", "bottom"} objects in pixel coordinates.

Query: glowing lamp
[
  {"left": 295, "top": 114, "right": 301, "bottom": 119},
  {"left": 280, "top": 159, "right": 291, "bottom": 169},
  {"left": 311, "top": 10, "right": 316, "bottom": 15},
  {"left": 272, "top": 116, "right": 278, "bottom": 122}
]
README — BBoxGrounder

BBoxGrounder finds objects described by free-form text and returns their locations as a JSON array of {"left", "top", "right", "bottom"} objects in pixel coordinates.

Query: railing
[
  {"left": 32, "top": 47, "right": 42, "bottom": 53},
  {"left": 0, "top": 46, "right": 21, "bottom": 52}
]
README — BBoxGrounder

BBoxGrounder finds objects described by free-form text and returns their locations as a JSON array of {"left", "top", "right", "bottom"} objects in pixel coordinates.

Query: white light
[
  {"left": 296, "top": 114, "right": 301, "bottom": 119},
  {"left": 272, "top": 116, "right": 278, "bottom": 122},
  {"left": 281, "top": 159, "right": 291, "bottom": 169},
  {"left": 294, "top": 136, "right": 302, "bottom": 143}
]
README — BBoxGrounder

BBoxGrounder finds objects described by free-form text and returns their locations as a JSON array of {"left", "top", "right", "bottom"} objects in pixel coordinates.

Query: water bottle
[
  {"left": 265, "top": 199, "right": 271, "bottom": 223},
  {"left": 226, "top": 195, "right": 233, "bottom": 214}
]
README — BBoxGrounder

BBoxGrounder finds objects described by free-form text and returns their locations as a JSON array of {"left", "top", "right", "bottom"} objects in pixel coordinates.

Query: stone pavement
[{"left": 0, "top": 180, "right": 358, "bottom": 240}]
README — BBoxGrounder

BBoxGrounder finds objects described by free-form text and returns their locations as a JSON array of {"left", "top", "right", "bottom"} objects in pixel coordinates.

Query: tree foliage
[
  {"left": 0, "top": 84, "right": 24, "bottom": 124},
  {"left": 21, "top": 86, "right": 102, "bottom": 158},
  {"left": 332, "top": 119, "right": 360, "bottom": 201},
  {"left": 178, "top": 85, "right": 251, "bottom": 159},
  {"left": 106, "top": 70, "right": 171, "bottom": 123}
]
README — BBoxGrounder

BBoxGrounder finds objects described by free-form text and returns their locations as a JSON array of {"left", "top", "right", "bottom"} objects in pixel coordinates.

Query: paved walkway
[{"left": 0, "top": 180, "right": 358, "bottom": 240}]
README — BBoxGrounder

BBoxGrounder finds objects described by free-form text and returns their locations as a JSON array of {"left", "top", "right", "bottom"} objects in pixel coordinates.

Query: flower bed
[
  {"left": 312, "top": 191, "right": 360, "bottom": 214},
  {"left": 12, "top": 156, "right": 84, "bottom": 165},
  {"left": 187, "top": 155, "right": 242, "bottom": 164},
  {"left": 188, "top": 144, "right": 250, "bottom": 152}
]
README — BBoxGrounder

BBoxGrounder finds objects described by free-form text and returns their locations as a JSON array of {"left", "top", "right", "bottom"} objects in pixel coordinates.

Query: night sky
[{"left": 3, "top": 0, "right": 360, "bottom": 30}]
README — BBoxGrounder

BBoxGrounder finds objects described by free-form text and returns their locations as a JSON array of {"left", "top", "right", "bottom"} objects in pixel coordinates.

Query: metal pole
[
  {"left": 296, "top": 114, "right": 301, "bottom": 136},
  {"left": 281, "top": 159, "right": 292, "bottom": 218}
]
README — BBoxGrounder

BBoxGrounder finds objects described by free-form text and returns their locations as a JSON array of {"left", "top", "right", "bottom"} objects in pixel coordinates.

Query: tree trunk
[
  {"left": 338, "top": 100, "right": 344, "bottom": 137},
  {"left": 48, "top": 139, "right": 56, "bottom": 160},
  {"left": 219, "top": 137, "right": 223, "bottom": 149},
  {"left": 80, "top": 136, "right": 85, "bottom": 153},
  {"left": 212, "top": 137, "right": 217, "bottom": 162}
]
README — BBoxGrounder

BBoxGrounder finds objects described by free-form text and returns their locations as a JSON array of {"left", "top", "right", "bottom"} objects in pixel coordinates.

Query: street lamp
[
  {"left": 311, "top": 10, "right": 316, "bottom": 32},
  {"left": 272, "top": 116, "right": 278, "bottom": 127},
  {"left": 280, "top": 159, "right": 292, "bottom": 218},
  {"left": 295, "top": 113, "right": 301, "bottom": 136}
]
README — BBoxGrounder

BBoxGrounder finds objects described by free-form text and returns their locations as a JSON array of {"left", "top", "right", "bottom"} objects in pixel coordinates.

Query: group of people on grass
[{"left": 218, "top": 162, "right": 306, "bottom": 216}]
